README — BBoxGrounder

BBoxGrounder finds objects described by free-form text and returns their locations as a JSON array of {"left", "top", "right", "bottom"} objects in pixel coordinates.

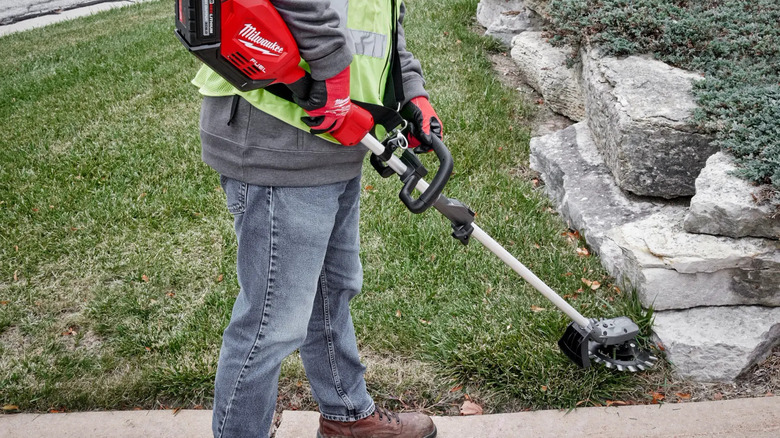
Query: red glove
[
  {"left": 296, "top": 67, "right": 352, "bottom": 134},
  {"left": 401, "top": 96, "right": 443, "bottom": 153}
]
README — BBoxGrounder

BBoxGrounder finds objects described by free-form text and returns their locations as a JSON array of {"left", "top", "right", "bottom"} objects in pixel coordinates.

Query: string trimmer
[{"left": 174, "top": 0, "right": 658, "bottom": 371}]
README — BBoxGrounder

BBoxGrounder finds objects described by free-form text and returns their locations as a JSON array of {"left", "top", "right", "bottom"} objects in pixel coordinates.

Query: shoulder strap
[{"left": 383, "top": 0, "right": 405, "bottom": 109}]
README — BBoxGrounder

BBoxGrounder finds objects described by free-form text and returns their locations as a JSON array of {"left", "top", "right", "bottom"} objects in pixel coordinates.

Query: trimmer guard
[{"left": 558, "top": 322, "right": 592, "bottom": 369}]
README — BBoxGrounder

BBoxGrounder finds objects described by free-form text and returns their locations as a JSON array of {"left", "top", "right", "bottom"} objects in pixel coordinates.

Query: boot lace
[{"left": 372, "top": 407, "right": 400, "bottom": 424}]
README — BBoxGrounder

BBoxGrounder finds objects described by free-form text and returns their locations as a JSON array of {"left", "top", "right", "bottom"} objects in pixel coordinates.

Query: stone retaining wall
[{"left": 478, "top": 0, "right": 780, "bottom": 382}]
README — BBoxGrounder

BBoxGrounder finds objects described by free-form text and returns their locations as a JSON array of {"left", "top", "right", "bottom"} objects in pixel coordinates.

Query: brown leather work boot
[{"left": 317, "top": 407, "right": 437, "bottom": 438}]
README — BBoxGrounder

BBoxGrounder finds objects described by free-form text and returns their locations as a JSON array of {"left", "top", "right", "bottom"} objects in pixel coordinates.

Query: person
[{"left": 191, "top": 0, "right": 443, "bottom": 437}]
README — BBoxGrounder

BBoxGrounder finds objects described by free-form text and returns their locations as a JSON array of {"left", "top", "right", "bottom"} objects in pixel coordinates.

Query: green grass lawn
[{"left": 0, "top": 0, "right": 662, "bottom": 414}]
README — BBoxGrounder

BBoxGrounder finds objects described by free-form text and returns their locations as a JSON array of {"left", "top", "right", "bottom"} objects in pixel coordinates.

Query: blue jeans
[{"left": 213, "top": 174, "right": 375, "bottom": 438}]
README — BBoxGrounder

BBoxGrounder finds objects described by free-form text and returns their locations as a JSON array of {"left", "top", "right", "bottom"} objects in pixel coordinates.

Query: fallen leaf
[
  {"left": 459, "top": 400, "right": 483, "bottom": 416},
  {"left": 576, "top": 247, "right": 590, "bottom": 257},
  {"left": 216, "top": 274, "right": 224, "bottom": 283},
  {"left": 395, "top": 310, "right": 401, "bottom": 318},
  {"left": 166, "top": 292, "right": 176, "bottom": 297},
  {"left": 651, "top": 392, "right": 665, "bottom": 404},
  {"left": 0, "top": 301, "right": 8, "bottom": 305},
  {"left": 173, "top": 407, "right": 182, "bottom": 416},
  {"left": 144, "top": 347, "right": 152, "bottom": 352},
  {"left": 449, "top": 384, "right": 463, "bottom": 393},
  {"left": 13, "top": 270, "right": 18, "bottom": 282},
  {"left": 3, "top": 405, "right": 19, "bottom": 411},
  {"left": 675, "top": 392, "right": 691, "bottom": 400},
  {"left": 613, "top": 286, "right": 622, "bottom": 294},
  {"left": 530, "top": 305, "right": 546, "bottom": 312},
  {"left": 656, "top": 342, "right": 666, "bottom": 352},
  {"left": 713, "top": 393, "right": 723, "bottom": 400},
  {"left": 540, "top": 385, "right": 548, "bottom": 392},
  {"left": 562, "top": 230, "right": 580, "bottom": 242},
  {"left": 142, "top": 274, "right": 149, "bottom": 282},
  {"left": 590, "top": 281, "right": 601, "bottom": 290},
  {"left": 605, "top": 400, "right": 628, "bottom": 406},
  {"left": 61, "top": 327, "right": 77, "bottom": 336},
  {"left": 581, "top": 278, "right": 593, "bottom": 287},
  {"left": 364, "top": 185, "right": 374, "bottom": 191},
  {"left": 419, "top": 319, "right": 432, "bottom": 325}
]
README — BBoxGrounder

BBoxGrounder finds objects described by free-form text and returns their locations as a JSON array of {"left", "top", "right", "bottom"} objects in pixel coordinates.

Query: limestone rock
[
  {"left": 530, "top": 122, "right": 666, "bottom": 254},
  {"left": 607, "top": 210, "right": 780, "bottom": 310},
  {"left": 530, "top": 122, "right": 780, "bottom": 311},
  {"left": 653, "top": 306, "right": 780, "bottom": 382},
  {"left": 581, "top": 49, "right": 717, "bottom": 198},
  {"left": 511, "top": 32, "right": 584, "bottom": 121},
  {"left": 685, "top": 152, "right": 780, "bottom": 239},
  {"left": 476, "top": 0, "right": 542, "bottom": 46}
]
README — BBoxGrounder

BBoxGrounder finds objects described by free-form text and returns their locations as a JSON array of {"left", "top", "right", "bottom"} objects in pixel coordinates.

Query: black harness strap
[{"left": 384, "top": 0, "right": 405, "bottom": 109}]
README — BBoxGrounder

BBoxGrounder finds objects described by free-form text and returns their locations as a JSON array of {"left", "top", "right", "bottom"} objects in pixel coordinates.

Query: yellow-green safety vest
[{"left": 191, "top": 0, "right": 399, "bottom": 143}]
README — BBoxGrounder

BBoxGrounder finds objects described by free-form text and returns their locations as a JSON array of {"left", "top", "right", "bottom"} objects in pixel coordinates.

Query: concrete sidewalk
[
  {"left": 1, "top": 397, "right": 778, "bottom": 437},
  {"left": 0, "top": 0, "right": 154, "bottom": 37}
]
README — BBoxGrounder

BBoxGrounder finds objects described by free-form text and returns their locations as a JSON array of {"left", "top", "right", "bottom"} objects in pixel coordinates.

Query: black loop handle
[{"left": 398, "top": 136, "right": 453, "bottom": 214}]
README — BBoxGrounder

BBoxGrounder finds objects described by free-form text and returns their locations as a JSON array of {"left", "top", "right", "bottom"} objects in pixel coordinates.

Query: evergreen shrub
[{"left": 544, "top": 0, "right": 780, "bottom": 205}]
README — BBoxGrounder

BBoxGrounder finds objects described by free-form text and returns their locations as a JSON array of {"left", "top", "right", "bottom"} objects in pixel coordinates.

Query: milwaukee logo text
[{"left": 238, "top": 24, "right": 284, "bottom": 56}]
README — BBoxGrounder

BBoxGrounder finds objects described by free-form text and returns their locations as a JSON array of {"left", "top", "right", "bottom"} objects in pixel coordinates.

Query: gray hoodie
[{"left": 199, "top": 0, "right": 428, "bottom": 187}]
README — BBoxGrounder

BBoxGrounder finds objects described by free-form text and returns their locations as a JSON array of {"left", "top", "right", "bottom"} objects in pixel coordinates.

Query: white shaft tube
[
  {"left": 360, "top": 135, "right": 592, "bottom": 329},
  {"left": 469, "top": 225, "right": 591, "bottom": 328}
]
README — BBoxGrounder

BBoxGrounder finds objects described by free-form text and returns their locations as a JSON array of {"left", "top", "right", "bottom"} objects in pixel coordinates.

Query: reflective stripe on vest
[{"left": 192, "top": 0, "right": 398, "bottom": 143}]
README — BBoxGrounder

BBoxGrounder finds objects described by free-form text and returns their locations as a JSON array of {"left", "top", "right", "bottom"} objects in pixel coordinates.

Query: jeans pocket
[{"left": 220, "top": 175, "right": 247, "bottom": 215}]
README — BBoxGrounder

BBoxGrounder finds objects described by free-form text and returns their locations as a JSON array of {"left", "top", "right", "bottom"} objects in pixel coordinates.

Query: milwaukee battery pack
[{"left": 174, "top": 0, "right": 305, "bottom": 91}]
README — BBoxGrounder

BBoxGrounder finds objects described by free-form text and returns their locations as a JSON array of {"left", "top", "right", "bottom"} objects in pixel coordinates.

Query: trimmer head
[{"left": 558, "top": 317, "right": 658, "bottom": 371}]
